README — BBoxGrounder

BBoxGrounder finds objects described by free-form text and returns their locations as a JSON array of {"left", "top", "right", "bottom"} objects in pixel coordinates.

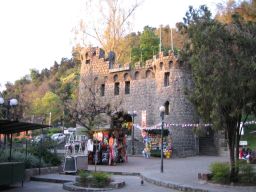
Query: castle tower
[{"left": 77, "top": 47, "right": 199, "bottom": 157}]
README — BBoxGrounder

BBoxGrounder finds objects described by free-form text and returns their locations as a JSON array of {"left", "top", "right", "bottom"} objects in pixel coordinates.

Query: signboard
[
  {"left": 141, "top": 110, "right": 146, "bottom": 129},
  {"left": 239, "top": 140, "right": 248, "bottom": 146}
]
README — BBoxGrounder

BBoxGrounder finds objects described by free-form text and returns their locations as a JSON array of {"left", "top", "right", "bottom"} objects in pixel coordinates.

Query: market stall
[
  {"left": 141, "top": 129, "right": 172, "bottom": 158},
  {"left": 88, "top": 128, "right": 127, "bottom": 165}
]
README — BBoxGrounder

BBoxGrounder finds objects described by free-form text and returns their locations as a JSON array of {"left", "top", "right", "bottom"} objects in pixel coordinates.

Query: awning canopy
[{"left": 0, "top": 120, "right": 50, "bottom": 134}]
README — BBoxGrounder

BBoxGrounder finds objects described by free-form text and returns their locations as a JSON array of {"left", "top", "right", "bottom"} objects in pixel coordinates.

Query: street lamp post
[
  {"left": 0, "top": 97, "right": 18, "bottom": 120},
  {"left": 0, "top": 96, "right": 18, "bottom": 162},
  {"left": 128, "top": 111, "right": 137, "bottom": 155},
  {"left": 159, "top": 106, "right": 165, "bottom": 173}
]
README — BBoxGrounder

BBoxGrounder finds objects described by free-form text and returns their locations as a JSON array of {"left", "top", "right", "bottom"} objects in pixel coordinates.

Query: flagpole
[
  {"left": 159, "top": 25, "right": 162, "bottom": 53},
  {"left": 171, "top": 28, "right": 174, "bottom": 52}
]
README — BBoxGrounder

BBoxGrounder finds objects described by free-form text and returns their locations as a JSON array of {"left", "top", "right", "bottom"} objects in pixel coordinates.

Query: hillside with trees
[{"left": 1, "top": 24, "right": 183, "bottom": 127}]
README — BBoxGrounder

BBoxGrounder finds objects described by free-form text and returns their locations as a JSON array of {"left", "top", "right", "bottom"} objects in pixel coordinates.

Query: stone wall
[{"left": 77, "top": 47, "right": 199, "bottom": 157}]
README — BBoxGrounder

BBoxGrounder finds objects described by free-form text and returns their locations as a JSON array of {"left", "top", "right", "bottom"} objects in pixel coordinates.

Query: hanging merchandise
[
  {"left": 87, "top": 139, "right": 94, "bottom": 152},
  {"left": 141, "top": 129, "right": 172, "bottom": 158},
  {"left": 89, "top": 128, "right": 127, "bottom": 166}
]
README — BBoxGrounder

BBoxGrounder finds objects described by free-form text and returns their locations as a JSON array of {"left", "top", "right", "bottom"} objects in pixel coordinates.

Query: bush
[
  {"left": 210, "top": 162, "right": 230, "bottom": 184},
  {"left": 0, "top": 149, "right": 46, "bottom": 168},
  {"left": 238, "top": 160, "right": 256, "bottom": 183},
  {"left": 47, "top": 127, "right": 62, "bottom": 136},
  {"left": 78, "top": 170, "right": 91, "bottom": 187},
  {"left": 91, "top": 172, "right": 111, "bottom": 188},
  {"left": 27, "top": 141, "right": 61, "bottom": 166},
  {"left": 78, "top": 171, "right": 111, "bottom": 188}
]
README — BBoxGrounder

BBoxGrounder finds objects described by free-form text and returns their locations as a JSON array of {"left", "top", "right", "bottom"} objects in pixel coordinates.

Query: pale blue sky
[{"left": 0, "top": 0, "right": 222, "bottom": 90}]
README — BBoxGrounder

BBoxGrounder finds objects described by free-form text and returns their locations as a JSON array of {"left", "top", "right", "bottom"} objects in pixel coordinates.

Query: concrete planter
[
  {"left": 63, "top": 178, "right": 125, "bottom": 192},
  {"left": 25, "top": 166, "right": 61, "bottom": 181}
]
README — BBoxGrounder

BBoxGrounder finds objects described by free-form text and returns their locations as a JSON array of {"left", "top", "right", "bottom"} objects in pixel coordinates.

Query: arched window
[
  {"left": 104, "top": 76, "right": 108, "bottom": 82},
  {"left": 135, "top": 71, "right": 140, "bottom": 80},
  {"left": 124, "top": 73, "right": 129, "bottom": 81},
  {"left": 164, "top": 101, "right": 170, "bottom": 115},
  {"left": 146, "top": 70, "right": 152, "bottom": 78},
  {"left": 113, "top": 74, "right": 118, "bottom": 82}
]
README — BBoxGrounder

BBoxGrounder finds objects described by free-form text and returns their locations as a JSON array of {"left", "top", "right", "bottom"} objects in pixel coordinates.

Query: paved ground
[
  {"left": 1, "top": 176, "right": 178, "bottom": 192},
  {"left": 1, "top": 155, "right": 256, "bottom": 192}
]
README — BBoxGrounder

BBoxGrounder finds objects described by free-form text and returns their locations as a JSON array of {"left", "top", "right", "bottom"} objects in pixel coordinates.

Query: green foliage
[
  {"left": 179, "top": 4, "right": 256, "bottom": 181},
  {"left": 210, "top": 162, "right": 230, "bottom": 184},
  {"left": 238, "top": 160, "right": 256, "bottom": 183},
  {"left": 47, "top": 127, "right": 63, "bottom": 136},
  {"left": 27, "top": 141, "right": 61, "bottom": 166},
  {"left": 31, "top": 91, "right": 63, "bottom": 125},
  {"left": 241, "top": 124, "right": 256, "bottom": 149},
  {"left": 78, "top": 170, "right": 91, "bottom": 186},
  {"left": 78, "top": 171, "right": 111, "bottom": 188},
  {"left": 131, "top": 26, "right": 159, "bottom": 63},
  {"left": 30, "top": 69, "right": 41, "bottom": 85},
  {"left": 91, "top": 172, "right": 111, "bottom": 188},
  {"left": 0, "top": 149, "right": 46, "bottom": 169},
  {"left": 5, "top": 57, "right": 79, "bottom": 127}
]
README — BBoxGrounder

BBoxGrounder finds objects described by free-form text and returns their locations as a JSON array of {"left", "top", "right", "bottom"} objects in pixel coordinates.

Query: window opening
[
  {"left": 114, "top": 82, "right": 120, "bottom": 95},
  {"left": 164, "top": 72, "right": 170, "bottom": 87},
  {"left": 165, "top": 101, "right": 170, "bottom": 115},
  {"left": 113, "top": 74, "right": 118, "bottom": 82},
  {"left": 135, "top": 71, "right": 140, "bottom": 80},
  {"left": 125, "top": 81, "right": 130, "bottom": 94},
  {"left": 100, "top": 84, "right": 105, "bottom": 96}
]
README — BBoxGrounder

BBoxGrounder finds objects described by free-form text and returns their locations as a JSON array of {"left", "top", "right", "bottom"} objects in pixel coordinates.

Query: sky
[{"left": 0, "top": 0, "right": 222, "bottom": 91}]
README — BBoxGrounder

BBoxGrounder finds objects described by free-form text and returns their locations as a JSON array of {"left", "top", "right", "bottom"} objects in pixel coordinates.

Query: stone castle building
[{"left": 76, "top": 47, "right": 202, "bottom": 157}]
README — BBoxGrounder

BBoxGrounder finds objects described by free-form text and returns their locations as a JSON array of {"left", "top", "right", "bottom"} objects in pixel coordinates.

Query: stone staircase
[{"left": 199, "top": 136, "right": 218, "bottom": 156}]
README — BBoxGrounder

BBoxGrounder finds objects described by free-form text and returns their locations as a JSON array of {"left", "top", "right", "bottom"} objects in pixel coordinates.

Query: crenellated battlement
[{"left": 75, "top": 46, "right": 181, "bottom": 81}]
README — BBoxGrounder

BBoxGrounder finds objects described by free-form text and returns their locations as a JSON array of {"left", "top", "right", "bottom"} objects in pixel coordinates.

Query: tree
[
  {"left": 156, "top": 25, "right": 186, "bottom": 53},
  {"left": 216, "top": 0, "right": 256, "bottom": 23},
  {"left": 30, "top": 69, "right": 41, "bottom": 85},
  {"left": 31, "top": 91, "right": 63, "bottom": 125},
  {"left": 72, "top": 0, "right": 141, "bottom": 63},
  {"left": 178, "top": 5, "right": 256, "bottom": 182},
  {"left": 67, "top": 72, "right": 122, "bottom": 135},
  {"left": 139, "top": 26, "right": 159, "bottom": 61}
]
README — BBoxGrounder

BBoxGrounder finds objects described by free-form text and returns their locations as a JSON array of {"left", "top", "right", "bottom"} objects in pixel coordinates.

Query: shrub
[
  {"left": 47, "top": 127, "right": 62, "bottom": 136},
  {"left": 91, "top": 172, "right": 111, "bottom": 188},
  {"left": 210, "top": 162, "right": 230, "bottom": 184},
  {"left": 78, "top": 171, "right": 111, "bottom": 188},
  {"left": 0, "top": 149, "right": 46, "bottom": 168},
  {"left": 78, "top": 170, "right": 91, "bottom": 186},
  {"left": 27, "top": 141, "right": 61, "bottom": 166},
  {"left": 238, "top": 160, "right": 256, "bottom": 183}
]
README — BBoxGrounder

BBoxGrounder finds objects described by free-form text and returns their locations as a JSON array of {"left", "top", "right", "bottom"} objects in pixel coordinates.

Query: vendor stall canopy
[{"left": 0, "top": 120, "right": 50, "bottom": 134}]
